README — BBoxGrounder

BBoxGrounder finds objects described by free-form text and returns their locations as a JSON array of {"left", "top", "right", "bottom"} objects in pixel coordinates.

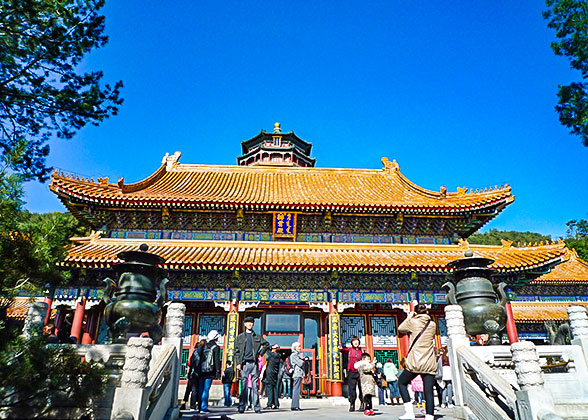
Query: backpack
[
  {"left": 200, "top": 343, "right": 216, "bottom": 374},
  {"left": 283, "top": 355, "right": 294, "bottom": 378}
]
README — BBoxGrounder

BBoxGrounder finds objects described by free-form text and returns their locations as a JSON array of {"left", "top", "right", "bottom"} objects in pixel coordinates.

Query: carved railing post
[
  {"left": 444, "top": 304, "right": 469, "bottom": 406},
  {"left": 162, "top": 302, "right": 185, "bottom": 416},
  {"left": 511, "top": 341, "right": 559, "bottom": 420},
  {"left": 112, "top": 337, "right": 153, "bottom": 420},
  {"left": 568, "top": 305, "right": 588, "bottom": 368},
  {"left": 23, "top": 301, "right": 49, "bottom": 339}
]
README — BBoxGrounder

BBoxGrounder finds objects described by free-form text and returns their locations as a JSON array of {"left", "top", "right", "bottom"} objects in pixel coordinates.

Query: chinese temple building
[{"left": 44, "top": 123, "right": 588, "bottom": 396}]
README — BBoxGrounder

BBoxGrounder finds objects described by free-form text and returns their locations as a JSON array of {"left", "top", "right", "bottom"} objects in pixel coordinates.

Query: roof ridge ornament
[
  {"left": 458, "top": 238, "right": 470, "bottom": 250},
  {"left": 381, "top": 157, "right": 399, "bottom": 174},
  {"left": 501, "top": 239, "right": 513, "bottom": 249},
  {"left": 162, "top": 151, "right": 182, "bottom": 170},
  {"left": 273, "top": 122, "right": 281, "bottom": 133}
]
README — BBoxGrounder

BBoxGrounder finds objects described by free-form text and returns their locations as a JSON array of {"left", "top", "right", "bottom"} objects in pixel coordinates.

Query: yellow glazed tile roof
[
  {"left": 49, "top": 152, "right": 514, "bottom": 213},
  {"left": 511, "top": 301, "right": 588, "bottom": 322},
  {"left": 532, "top": 250, "right": 588, "bottom": 283},
  {"left": 1, "top": 297, "right": 44, "bottom": 320},
  {"left": 61, "top": 235, "right": 567, "bottom": 273}
]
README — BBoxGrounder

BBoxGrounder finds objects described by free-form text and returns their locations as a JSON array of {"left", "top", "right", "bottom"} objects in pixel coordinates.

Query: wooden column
[
  {"left": 43, "top": 286, "right": 55, "bottom": 325},
  {"left": 505, "top": 301, "right": 519, "bottom": 344},
  {"left": 81, "top": 308, "right": 99, "bottom": 344},
  {"left": 70, "top": 295, "right": 87, "bottom": 344}
]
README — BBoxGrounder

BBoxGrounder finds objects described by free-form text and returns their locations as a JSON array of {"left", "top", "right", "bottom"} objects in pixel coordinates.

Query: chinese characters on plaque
[{"left": 273, "top": 212, "right": 296, "bottom": 238}]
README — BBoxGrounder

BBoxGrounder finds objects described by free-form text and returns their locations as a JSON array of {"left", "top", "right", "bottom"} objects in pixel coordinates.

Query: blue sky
[{"left": 24, "top": 1, "right": 587, "bottom": 238}]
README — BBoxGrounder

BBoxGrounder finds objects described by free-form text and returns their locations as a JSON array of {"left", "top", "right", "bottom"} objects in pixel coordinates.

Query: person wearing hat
[
  {"left": 263, "top": 344, "right": 282, "bottom": 409},
  {"left": 198, "top": 330, "right": 222, "bottom": 414},
  {"left": 234, "top": 316, "right": 269, "bottom": 414}
]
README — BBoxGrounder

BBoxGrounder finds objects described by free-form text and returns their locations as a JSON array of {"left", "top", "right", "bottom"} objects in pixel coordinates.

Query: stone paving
[{"left": 179, "top": 400, "right": 459, "bottom": 419}]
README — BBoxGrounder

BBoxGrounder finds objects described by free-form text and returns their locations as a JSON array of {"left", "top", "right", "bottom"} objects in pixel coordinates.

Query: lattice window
[
  {"left": 183, "top": 315, "right": 194, "bottom": 346},
  {"left": 371, "top": 316, "right": 397, "bottom": 347},
  {"left": 341, "top": 316, "right": 366, "bottom": 347},
  {"left": 198, "top": 314, "right": 226, "bottom": 346},
  {"left": 438, "top": 317, "right": 447, "bottom": 337},
  {"left": 374, "top": 349, "right": 398, "bottom": 366}
]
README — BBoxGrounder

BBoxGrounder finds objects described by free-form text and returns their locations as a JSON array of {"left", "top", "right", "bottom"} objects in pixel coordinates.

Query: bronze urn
[
  {"left": 102, "top": 244, "right": 169, "bottom": 343},
  {"left": 443, "top": 250, "right": 507, "bottom": 345}
]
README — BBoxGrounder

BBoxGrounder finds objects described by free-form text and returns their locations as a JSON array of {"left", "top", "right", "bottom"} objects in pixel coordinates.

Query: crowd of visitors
[{"left": 179, "top": 302, "right": 454, "bottom": 417}]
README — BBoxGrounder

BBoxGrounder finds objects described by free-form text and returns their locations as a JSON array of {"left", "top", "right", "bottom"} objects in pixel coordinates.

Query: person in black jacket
[
  {"left": 186, "top": 338, "right": 206, "bottom": 411},
  {"left": 222, "top": 360, "right": 235, "bottom": 407},
  {"left": 198, "top": 330, "right": 221, "bottom": 414},
  {"left": 234, "top": 316, "right": 269, "bottom": 414},
  {"left": 263, "top": 344, "right": 282, "bottom": 409}
]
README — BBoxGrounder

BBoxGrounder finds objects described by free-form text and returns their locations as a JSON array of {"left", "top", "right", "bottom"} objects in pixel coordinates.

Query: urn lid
[
  {"left": 447, "top": 250, "right": 494, "bottom": 270},
  {"left": 116, "top": 243, "right": 166, "bottom": 266}
]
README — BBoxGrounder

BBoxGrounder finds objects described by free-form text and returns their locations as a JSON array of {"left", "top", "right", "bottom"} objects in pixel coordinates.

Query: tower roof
[{"left": 50, "top": 152, "right": 514, "bottom": 216}]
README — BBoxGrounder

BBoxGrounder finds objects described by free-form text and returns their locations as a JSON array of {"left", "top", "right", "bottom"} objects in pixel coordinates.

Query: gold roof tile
[
  {"left": 511, "top": 301, "right": 588, "bottom": 322},
  {"left": 50, "top": 154, "right": 514, "bottom": 212},
  {"left": 62, "top": 236, "right": 567, "bottom": 272},
  {"left": 532, "top": 250, "right": 588, "bottom": 283}
]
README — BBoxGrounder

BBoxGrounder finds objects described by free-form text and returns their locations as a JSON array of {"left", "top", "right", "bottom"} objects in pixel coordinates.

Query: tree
[
  {"left": 0, "top": 0, "right": 123, "bottom": 181},
  {"left": 564, "top": 218, "right": 588, "bottom": 260},
  {"left": 543, "top": 0, "right": 588, "bottom": 146},
  {"left": 468, "top": 228, "right": 552, "bottom": 246}
]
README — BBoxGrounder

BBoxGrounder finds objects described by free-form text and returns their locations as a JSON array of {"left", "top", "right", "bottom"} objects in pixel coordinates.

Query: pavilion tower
[{"left": 237, "top": 122, "right": 316, "bottom": 167}]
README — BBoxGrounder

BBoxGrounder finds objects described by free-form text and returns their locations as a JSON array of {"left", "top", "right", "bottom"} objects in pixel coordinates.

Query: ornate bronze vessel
[
  {"left": 102, "top": 244, "right": 169, "bottom": 343},
  {"left": 443, "top": 250, "right": 507, "bottom": 345}
]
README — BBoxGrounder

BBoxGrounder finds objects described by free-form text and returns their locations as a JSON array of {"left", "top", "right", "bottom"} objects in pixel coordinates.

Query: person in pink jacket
[{"left": 411, "top": 375, "right": 424, "bottom": 407}]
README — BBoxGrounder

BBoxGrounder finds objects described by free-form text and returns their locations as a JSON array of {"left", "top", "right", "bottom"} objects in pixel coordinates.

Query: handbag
[
  {"left": 399, "top": 319, "right": 431, "bottom": 368},
  {"left": 302, "top": 373, "right": 313, "bottom": 385}
]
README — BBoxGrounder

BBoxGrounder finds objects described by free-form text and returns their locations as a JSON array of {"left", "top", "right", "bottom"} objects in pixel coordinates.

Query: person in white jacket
[{"left": 383, "top": 358, "right": 401, "bottom": 405}]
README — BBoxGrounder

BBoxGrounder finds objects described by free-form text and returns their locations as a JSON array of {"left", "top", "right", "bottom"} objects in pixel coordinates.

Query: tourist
[
  {"left": 375, "top": 361, "right": 386, "bottom": 406},
  {"left": 187, "top": 338, "right": 207, "bottom": 411},
  {"left": 198, "top": 330, "right": 221, "bottom": 414},
  {"left": 440, "top": 348, "right": 453, "bottom": 408},
  {"left": 222, "top": 360, "right": 234, "bottom": 407},
  {"left": 354, "top": 352, "right": 377, "bottom": 416},
  {"left": 397, "top": 303, "right": 437, "bottom": 420},
  {"left": 277, "top": 356, "right": 286, "bottom": 398},
  {"left": 384, "top": 357, "right": 401, "bottom": 405},
  {"left": 434, "top": 349, "right": 444, "bottom": 407},
  {"left": 339, "top": 336, "right": 364, "bottom": 412},
  {"left": 281, "top": 356, "right": 292, "bottom": 399},
  {"left": 411, "top": 375, "right": 424, "bottom": 408},
  {"left": 43, "top": 322, "right": 59, "bottom": 343},
  {"left": 263, "top": 344, "right": 282, "bottom": 409},
  {"left": 234, "top": 316, "right": 269, "bottom": 414},
  {"left": 290, "top": 341, "right": 306, "bottom": 411}
]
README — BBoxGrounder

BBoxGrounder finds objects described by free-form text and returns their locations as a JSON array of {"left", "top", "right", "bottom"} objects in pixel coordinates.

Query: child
[
  {"left": 354, "top": 352, "right": 377, "bottom": 416},
  {"left": 411, "top": 375, "right": 424, "bottom": 408}
]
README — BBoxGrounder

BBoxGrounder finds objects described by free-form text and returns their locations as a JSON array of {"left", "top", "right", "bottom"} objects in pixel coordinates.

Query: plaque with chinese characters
[{"left": 273, "top": 212, "right": 297, "bottom": 238}]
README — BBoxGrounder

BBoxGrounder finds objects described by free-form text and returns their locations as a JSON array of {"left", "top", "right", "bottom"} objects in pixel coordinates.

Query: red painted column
[
  {"left": 70, "top": 296, "right": 87, "bottom": 344},
  {"left": 43, "top": 286, "right": 55, "bottom": 325},
  {"left": 81, "top": 309, "right": 98, "bottom": 344},
  {"left": 505, "top": 302, "right": 519, "bottom": 344}
]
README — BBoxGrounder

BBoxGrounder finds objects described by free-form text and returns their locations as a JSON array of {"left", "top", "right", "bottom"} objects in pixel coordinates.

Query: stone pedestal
[
  {"left": 444, "top": 304, "right": 469, "bottom": 407},
  {"left": 511, "top": 341, "right": 559, "bottom": 420}
]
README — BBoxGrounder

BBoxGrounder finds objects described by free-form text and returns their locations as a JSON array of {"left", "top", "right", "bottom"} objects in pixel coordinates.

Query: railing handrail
[
  {"left": 146, "top": 344, "right": 175, "bottom": 390},
  {"left": 457, "top": 346, "right": 518, "bottom": 410}
]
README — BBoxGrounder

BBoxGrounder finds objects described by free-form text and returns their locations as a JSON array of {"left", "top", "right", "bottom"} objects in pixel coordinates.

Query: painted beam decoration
[
  {"left": 240, "top": 289, "right": 328, "bottom": 302},
  {"left": 337, "top": 290, "right": 411, "bottom": 303},
  {"left": 168, "top": 289, "right": 232, "bottom": 301},
  {"left": 328, "top": 312, "right": 342, "bottom": 381},
  {"left": 273, "top": 212, "right": 297, "bottom": 238}
]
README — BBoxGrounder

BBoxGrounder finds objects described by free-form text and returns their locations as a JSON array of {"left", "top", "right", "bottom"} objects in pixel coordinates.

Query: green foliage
[
  {"left": 544, "top": 0, "right": 588, "bottom": 146},
  {"left": 468, "top": 228, "right": 552, "bottom": 246},
  {"left": 0, "top": 332, "right": 108, "bottom": 418},
  {"left": 0, "top": 168, "right": 88, "bottom": 295},
  {"left": 0, "top": 0, "right": 123, "bottom": 181},
  {"left": 564, "top": 218, "right": 588, "bottom": 260}
]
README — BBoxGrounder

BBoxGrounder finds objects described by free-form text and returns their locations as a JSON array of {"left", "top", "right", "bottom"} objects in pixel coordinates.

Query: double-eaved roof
[
  {"left": 50, "top": 152, "right": 514, "bottom": 215},
  {"left": 61, "top": 234, "right": 567, "bottom": 274}
]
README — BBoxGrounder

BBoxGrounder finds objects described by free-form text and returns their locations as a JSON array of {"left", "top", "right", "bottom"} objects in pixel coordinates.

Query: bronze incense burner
[
  {"left": 102, "top": 243, "right": 169, "bottom": 343},
  {"left": 443, "top": 250, "right": 507, "bottom": 345}
]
